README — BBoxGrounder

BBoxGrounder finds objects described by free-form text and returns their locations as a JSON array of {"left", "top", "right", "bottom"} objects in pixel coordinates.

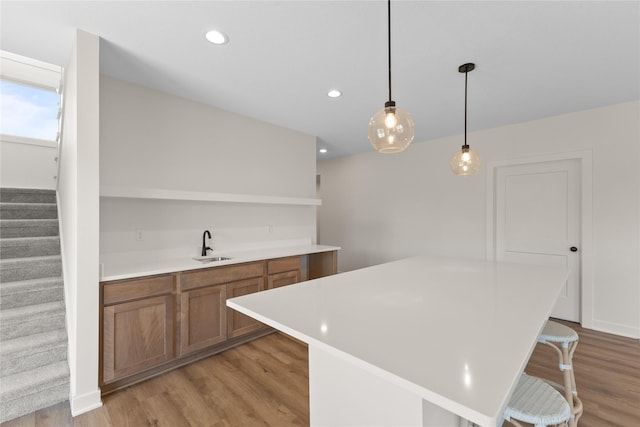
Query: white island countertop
[
  {"left": 100, "top": 244, "right": 340, "bottom": 282},
  {"left": 227, "top": 255, "right": 569, "bottom": 427}
]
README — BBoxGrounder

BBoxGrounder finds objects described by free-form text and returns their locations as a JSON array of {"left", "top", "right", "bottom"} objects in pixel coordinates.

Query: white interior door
[{"left": 495, "top": 159, "right": 581, "bottom": 321}]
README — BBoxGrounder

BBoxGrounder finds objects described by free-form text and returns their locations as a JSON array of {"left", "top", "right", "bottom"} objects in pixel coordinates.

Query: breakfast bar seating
[
  {"left": 503, "top": 373, "right": 571, "bottom": 427},
  {"left": 537, "top": 320, "right": 583, "bottom": 426}
]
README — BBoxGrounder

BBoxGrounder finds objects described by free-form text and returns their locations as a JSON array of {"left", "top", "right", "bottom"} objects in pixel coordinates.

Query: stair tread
[
  {"left": 0, "top": 189, "right": 57, "bottom": 205},
  {"left": 0, "top": 219, "right": 59, "bottom": 224},
  {"left": 0, "top": 203, "right": 58, "bottom": 220},
  {"left": 0, "top": 254, "right": 62, "bottom": 266},
  {"left": 0, "top": 329, "right": 67, "bottom": 357},
  {"left": 0, "top": 301, "right": 65, "bottom": 322},
  {"left": 0, "top": 236, "right": 61, "bottom": 260},
  {"left": 0, "top": 203, "right": 57, "bottom": 211},
  {"left": 0, "top": 188, "right": 55, "bottom": 192},
  {"left": 0, "top": 236, "right": 60, "bottom": 243},
  {"left": 0, "top": 223, "right": 59, "bottom": 239},
  {"left": 1, "top": 276, "right": 63, "bottom": 293},
  {"left": 0, "top": 202, "right": 57, "bottom": 206},
  {"left": 0, "top": 360, "right": 69, "bottom": 396}
]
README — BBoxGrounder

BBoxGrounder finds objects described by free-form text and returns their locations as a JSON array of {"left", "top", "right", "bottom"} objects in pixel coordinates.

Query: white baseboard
[
  {"left": 70, "top": 389, "right": 102, "bottom": 417},
  {"left": 591, "top": 319, "right": 640, "bottom": 339}
]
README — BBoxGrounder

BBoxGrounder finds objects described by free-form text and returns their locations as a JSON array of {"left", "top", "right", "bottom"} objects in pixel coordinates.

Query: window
[
  {"left": 0, "top": 79, "right": 60, "bottom": 142},
  {"left": 0, "top": 50, "right": 62, "bottom": 146}
]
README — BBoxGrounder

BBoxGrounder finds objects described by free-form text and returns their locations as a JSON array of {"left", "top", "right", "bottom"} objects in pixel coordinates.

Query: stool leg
[
  {"left": 562, "top": 341, "right": 582, "bottom": 427},
  {"left": 543, "top": 341, "right": 580, "bottom": 427},
  {"left": 561, "top": 344, "right": 574, "bottom": 410}
]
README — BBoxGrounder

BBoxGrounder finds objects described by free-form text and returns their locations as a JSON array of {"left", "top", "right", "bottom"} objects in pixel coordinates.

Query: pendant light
[
  {"left": 367, "top": 0, "right": 415, "bottom": 154},
  {"left": 450, "top": 63, "right": 481, "bottom": 176}
]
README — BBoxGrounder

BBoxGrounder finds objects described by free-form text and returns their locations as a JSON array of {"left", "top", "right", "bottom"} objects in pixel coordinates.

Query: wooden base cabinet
[
  {"left": 179, "top": 284, "right": 227, "bottom": 355},
  {"left": 101, "top": 275, "right": 175, "bottom": 383},
  {"left": 309, "top": 250, "right": 338, "bottom": 279},
  {"left": 267, "top": 256, "right": 302, "bottom": 289},
  {"left": 179, "top": 261, "right": 265, "bottom": 355},
  {"left": 100, "top": 252, "right": 337, "bottom": 393},
  {"left": 227, "top": 277, "right": 266, "bottom": 338}
]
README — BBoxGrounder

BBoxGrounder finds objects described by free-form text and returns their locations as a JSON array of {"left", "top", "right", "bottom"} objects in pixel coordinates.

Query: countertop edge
[{"left": 100, "top": 245, "right": 340, "bottom": 282}]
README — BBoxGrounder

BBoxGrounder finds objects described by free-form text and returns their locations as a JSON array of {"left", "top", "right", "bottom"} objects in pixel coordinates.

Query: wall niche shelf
[{"left": 100, "top": 186, "right": 321, "bottom": 206}]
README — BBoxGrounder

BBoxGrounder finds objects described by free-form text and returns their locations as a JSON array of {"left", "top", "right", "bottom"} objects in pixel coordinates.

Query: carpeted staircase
[{"left": 0, "top": 188, "right": 69, "bottom": 423}]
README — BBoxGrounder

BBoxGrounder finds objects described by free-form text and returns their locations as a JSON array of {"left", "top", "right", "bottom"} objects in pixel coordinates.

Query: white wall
[
  {"left": 0, "top": 139, "right": 57, "bottom": 189},
  {"left": 318, "top": 101, "right": 640, "bottom": 338},
  {"left": 99, "top": 76, "right": 317, "bottom": 258},
  {"left": 58, "top": 29, "right": 101, "bottom": 415},
  {"left": 99, "top": 76, "right": 315, "bottom": 197}
]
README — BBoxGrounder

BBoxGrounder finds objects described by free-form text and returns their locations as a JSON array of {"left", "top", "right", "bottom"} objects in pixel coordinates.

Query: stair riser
[
  {"left": 1, "top": 262, "right": 62, "bottom": 282},
  {"left": 0, "top": 287, "right": 64, "bottom": 310},
  {"left": 0, "top": 223, "right": 59, "bottom": 238},
  {"left": 0, "top": 205, "right": 58, "bottom": 220},
  {"left": 0, "top": 191, "right": 57, "bottom": 204},
  {"left": 0, "top": 382, "right": 69, "bottom": 423},
  {"left": 0, "top": 239, "right": 61, "bottom": 259},
  {"left": 1, "top": 313, "right": 66, "bottom": 341},
  {"left": 1, "top": 345, "right": 67, "bottom": 377}
]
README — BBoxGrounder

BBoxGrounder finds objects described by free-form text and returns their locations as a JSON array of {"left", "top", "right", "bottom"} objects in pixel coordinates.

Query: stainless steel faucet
[{"left": 201, "top": 230, "right": 212, "bottom": 256}]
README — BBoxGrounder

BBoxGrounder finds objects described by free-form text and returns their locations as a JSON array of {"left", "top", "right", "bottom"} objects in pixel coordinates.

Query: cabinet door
[
  {"left": 180, "top": 284, "right": 227, "bottom": 356},
  {"left": 227, "top": 277, "right": 266, "bottom": 338},
  {"left": 267, "top": 269, "right": 301, "bottom": 289},
  {"left": 103, "top": 295, "right": 175, "bottom": 383}
]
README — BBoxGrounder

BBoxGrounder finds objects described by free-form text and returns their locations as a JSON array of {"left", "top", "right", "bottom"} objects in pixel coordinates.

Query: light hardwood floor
[{"left": 3, "top": 322, "right": 639, "bottom": 427}]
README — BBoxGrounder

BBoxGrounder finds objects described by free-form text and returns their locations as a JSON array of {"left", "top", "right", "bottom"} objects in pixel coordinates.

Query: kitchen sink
[{"left": 193, "top": 256, "right": 233, "bottom": 263}]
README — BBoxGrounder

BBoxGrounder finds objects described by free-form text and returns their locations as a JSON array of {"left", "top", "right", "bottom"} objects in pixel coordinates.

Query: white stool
[
  {"left": 538, "top": 320, "right": 583, "bottom": 426},
  {"left": 503, "top": 373, "right": 571, "bottom": 427}
]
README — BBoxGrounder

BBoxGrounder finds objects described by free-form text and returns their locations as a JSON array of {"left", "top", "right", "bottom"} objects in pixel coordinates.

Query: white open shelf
[{"left": 100, "top": 185, "right": 321, "bottom": 206}]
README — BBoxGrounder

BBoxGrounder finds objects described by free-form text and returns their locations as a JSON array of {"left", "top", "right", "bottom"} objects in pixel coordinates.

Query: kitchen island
[{"left": 227, "top": 255, "right": 569, "bottom": 427}]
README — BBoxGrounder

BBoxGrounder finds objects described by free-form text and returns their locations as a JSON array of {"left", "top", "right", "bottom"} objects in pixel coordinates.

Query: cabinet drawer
[
  {"left": 267, "top": 256, "right": 302, "bottom": 274},
  {"left": 102, "top": 274, "right": 174, "bottom": 305},
  {"left": 180, "top": 261, "right": 265, "bottom": 291},
  {"left": 267, "top": 270, "right": 301, "bottom": 290}
]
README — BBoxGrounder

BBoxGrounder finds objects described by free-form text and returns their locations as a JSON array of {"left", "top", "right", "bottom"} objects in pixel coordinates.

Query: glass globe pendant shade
[
  {"left": 368, "top": 102, "right": 415, "bottom": 153},
  {"left": 450, "top": 145, "right": 481, "bottom": 176}
]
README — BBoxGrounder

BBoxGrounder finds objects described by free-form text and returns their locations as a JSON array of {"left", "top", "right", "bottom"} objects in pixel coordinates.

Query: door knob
[{"left": 570, "top": 246, "right": 578, "bottom": 252}]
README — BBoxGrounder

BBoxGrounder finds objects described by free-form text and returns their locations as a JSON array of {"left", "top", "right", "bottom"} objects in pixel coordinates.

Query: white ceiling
[{"left": 2, "top": 1, "right": 638, "bottom": 159}]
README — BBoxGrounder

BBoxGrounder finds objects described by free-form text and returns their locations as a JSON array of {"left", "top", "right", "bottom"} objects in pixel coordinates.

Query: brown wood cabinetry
[
  {"left": 101, "top": 274, "right": 175, "bottom": 383},
  {"left": 226, "top": 276, "right": 266, "bottom": 338},
  {"left": 179, "top": 261, "right": 265, "bottom": 353},
  {"left": 100, "top": 251, "right": 337, "bottom": 394},
  {"left": 267, "top": 256, "right": 302, "bottom": 289},
  {"left": 308, "top": 250, "right": 338, "bottom": 279},
  {"left": 179, "top": 283, "right": 226, "bottom": 355}
]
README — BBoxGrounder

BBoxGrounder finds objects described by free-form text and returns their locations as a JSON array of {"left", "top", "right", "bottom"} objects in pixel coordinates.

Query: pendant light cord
[
  {"left": 464, "top": 69, "right": 468, "bottom": 147},
  {"left": 387, "top": 0, "right": 392, "bottom": 103}
]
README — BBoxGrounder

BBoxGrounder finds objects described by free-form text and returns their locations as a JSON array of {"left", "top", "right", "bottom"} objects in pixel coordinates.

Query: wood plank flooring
[
  {"left": 2, "top": 333, "right": 309, "bottom": 427},
  {"left": 522, "top": 320, "right": 640, "bottom": 427},
  {"left": 2, "top": 323, "right": 639, "bottom": 427}
]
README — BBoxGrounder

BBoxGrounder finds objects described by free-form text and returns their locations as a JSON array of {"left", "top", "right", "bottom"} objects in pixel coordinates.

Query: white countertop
[
  {"left": 227, "top": 255, "right": 568, "bottom": 427},
  {"left": 100, "top": 244, "right": 340, "bottom": 282}
]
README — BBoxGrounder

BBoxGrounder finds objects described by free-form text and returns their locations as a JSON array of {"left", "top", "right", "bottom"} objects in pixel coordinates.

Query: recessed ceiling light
[
  {"left": 206, "top": 30, "right": 229, "bottom": 45},
  {"left": 327, "top": 90, "right": 342, "bottom": 98},
  {"left": 319, "top": 148, "right": 328, "bottom": 154}
]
